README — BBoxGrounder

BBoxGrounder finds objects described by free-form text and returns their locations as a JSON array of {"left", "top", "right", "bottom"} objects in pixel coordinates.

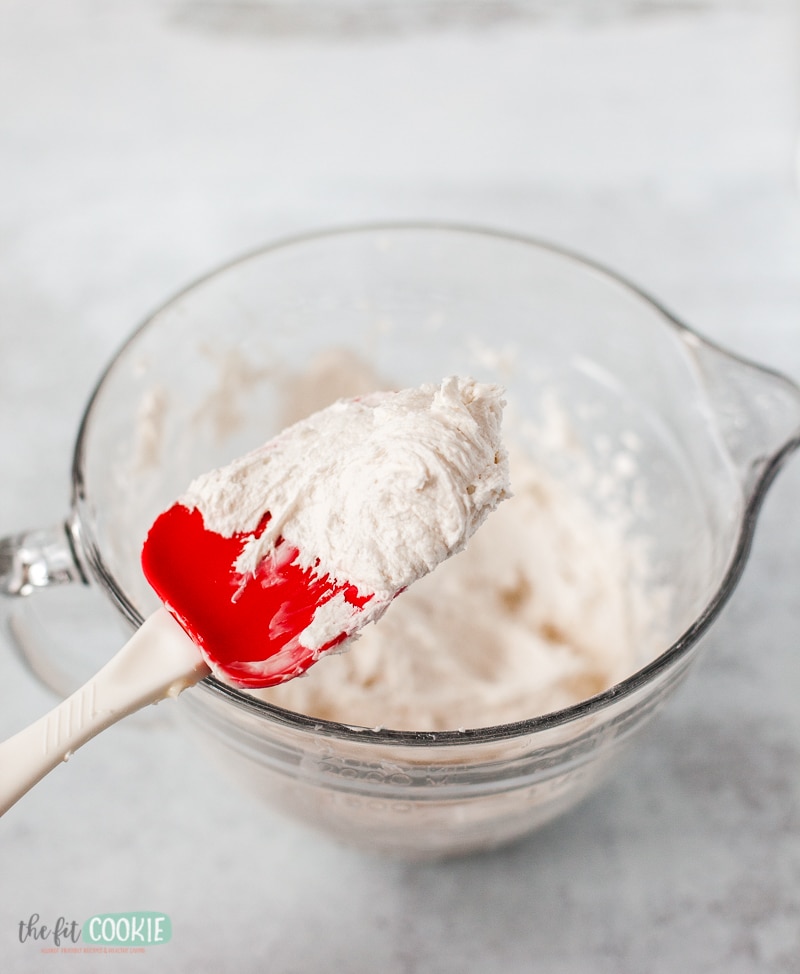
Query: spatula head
[{"left": 141, "top": 504, "right": 376, "bottom": 688}]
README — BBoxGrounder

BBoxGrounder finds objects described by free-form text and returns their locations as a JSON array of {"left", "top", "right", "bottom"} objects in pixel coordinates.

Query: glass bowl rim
[{"left": 69, "top": 220, "right": 798, "bottom": 748}]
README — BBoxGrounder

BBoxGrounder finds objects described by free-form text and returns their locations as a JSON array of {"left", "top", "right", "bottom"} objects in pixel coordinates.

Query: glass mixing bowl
[{"left": 2, "top": 224, "right": 799, "bottom": 858}]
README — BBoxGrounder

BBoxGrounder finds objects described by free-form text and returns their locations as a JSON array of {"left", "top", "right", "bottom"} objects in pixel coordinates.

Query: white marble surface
[{"left": 1, "top": 1, "right": 799, "bottom": 971}]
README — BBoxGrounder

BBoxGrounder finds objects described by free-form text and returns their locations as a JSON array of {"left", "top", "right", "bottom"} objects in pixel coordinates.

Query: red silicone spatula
[
  {"left": 141, "top": 503, "right": 382, "bottom": 688},
  {"left": 0, "top": 376, "right": 508, "bottom": 815},
  {"left": 0, "top": 503, "right": 384, "bottom": 817}
]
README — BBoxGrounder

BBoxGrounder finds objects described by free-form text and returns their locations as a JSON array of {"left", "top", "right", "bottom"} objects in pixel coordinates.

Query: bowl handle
[
  {"left": 0, "top": 522, "right": 86, "bottom": 598},
  {"left": 683, "top": 331, "right": 800, "bottom": 499}
]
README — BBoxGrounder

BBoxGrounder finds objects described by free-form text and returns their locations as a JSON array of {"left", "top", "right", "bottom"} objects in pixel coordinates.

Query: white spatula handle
[{"left": 0, "top": 608, "right": 208, "bottom": 816}]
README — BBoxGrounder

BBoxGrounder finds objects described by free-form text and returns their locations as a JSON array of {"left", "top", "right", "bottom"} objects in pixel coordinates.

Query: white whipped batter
[
  {"left": 126, "top": 348, "right": 666, "bottom": 730},
  {"left": 179, "top": 376, "right": 510, "bottom": 652},
  {"left": 231, "top": 354, "right": 666, "bottom": 731}
]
